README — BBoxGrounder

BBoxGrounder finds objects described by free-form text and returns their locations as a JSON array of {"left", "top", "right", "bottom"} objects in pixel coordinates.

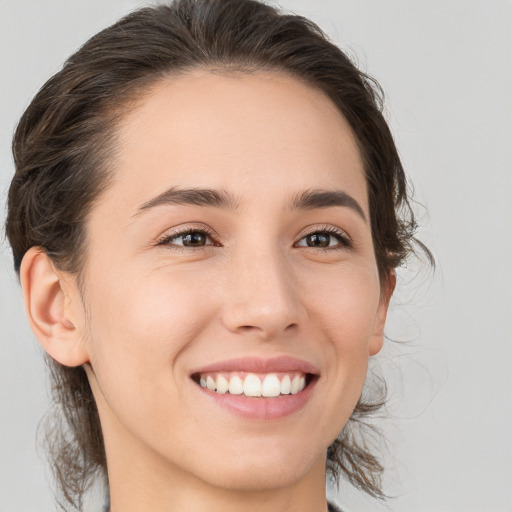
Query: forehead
[{"left": 104, "top": 70, "right": 367, "bottom": 214}]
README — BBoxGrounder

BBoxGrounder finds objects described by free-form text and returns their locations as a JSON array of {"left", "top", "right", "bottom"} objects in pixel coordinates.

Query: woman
[{"left": 5, "top": 0, "right": 429, "bottom": 510}]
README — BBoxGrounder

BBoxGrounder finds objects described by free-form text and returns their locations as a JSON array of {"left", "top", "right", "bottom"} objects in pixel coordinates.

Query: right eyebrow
[
  {"left": 133, "top": 187, "right": 239, "bottom": 216},
  {"left": 290, "top": 188, "right": 367, "bottom": 222}
]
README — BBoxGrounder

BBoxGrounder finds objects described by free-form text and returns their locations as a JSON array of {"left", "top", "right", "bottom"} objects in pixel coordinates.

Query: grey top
[{"left": 102, "top": 500, "right": 343, "bottom": 511}]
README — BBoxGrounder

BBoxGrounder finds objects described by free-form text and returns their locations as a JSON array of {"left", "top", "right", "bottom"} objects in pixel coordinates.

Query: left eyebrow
[
  {"left": 290, "top": 189, "right": 367, "bottom": 222},
  {"left": 134, "top": 187, "right": 239, "bottom": 216}
]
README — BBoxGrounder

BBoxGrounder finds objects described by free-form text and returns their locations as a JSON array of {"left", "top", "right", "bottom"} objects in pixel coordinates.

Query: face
[{"left": 75, "top": 70, "right": 390, "bottom": 493}]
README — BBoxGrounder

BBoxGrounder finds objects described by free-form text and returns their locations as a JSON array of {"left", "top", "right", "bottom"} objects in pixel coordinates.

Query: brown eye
[
  {"left": 181, "top": 231, "right": 208, "bottom": 247},
  {"left": 305, "top": 233, "right": 330, "bottom": 247},
  {"left": 295, "top": 229, "right": 350, "bottom": 249},
  {"left": 158, "top": 229, "right": 214, "bottom": 248}
]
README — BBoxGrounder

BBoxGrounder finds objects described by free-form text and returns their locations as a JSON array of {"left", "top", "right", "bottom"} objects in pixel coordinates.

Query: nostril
[
  {"left": 238, "top": 325, "right": 265, "bottom": 333},
  {"left": 237, "top": 324, "right": 296, "bottom": 336},
  {"left": 235, "top": 322, "right": 298, "bottom": 337}
]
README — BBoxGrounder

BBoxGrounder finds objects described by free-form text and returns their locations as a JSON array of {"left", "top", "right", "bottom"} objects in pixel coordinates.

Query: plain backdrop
[{"left": 1, "top": 1, "right": 511, "bottom": 511}]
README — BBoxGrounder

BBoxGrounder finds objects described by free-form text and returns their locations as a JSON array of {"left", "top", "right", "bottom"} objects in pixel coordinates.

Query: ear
[
  {"left": 20, "top": 247, "right": 89, "bottom": 367},
  {"left": 369, "top": 269, "right": 396, "bottom": 356}
]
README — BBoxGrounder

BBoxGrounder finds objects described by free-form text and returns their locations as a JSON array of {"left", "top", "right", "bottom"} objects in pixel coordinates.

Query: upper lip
[{"left": 190, "top": 356, "right": 320, "bottom": 375}]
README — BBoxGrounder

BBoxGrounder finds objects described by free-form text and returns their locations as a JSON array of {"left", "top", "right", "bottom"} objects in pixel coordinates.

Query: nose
[{"left": 220, "top": 246, "right": 304, "bottom": 339}]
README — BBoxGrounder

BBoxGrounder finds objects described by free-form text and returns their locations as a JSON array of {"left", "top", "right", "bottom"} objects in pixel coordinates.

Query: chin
[
  {"left": 187, "top": 441, "right": 325, "bottom": 492},
  {"left": 205, "top": 465, "right": 313, "bottom": 492}
]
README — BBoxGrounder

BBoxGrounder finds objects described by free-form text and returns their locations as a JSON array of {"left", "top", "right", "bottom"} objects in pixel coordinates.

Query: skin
[{"left": 21, "top": 70, "right": 393, "bottom": 512}]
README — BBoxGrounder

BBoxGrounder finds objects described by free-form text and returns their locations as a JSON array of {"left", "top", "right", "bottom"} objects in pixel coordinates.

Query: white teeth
[
  {"left": 261, "top": 374, "right": 281, "bottom": 397},
  {"left": 199, "top": 372, "right": 309, "bottom": 397},
  {"left": 206, "top": 376, "right": 216, "bottom": 391},
  {"left": 216, "top": 374, "right": 229, "bottom": 394},
  {"left": 290, "top": 375, "right": 301, "bottom": 394},
  {"left": 228, "top": 375, "right": 243, "bottom": 395},
  {"left": 243, "top": 373, "right": 262, "bottom": 397},
  {"left": 280, "top": 375, "right": 291, "bottom": 395}
]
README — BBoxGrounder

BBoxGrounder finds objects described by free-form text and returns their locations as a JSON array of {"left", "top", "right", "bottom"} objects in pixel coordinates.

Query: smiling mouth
[{"left": 192, "top": 371, "right": 315, "bottom": 398}]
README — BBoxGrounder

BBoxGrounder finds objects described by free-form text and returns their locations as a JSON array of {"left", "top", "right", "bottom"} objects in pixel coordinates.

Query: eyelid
[
  {"left": 294, "top": 225, "right": 352, "bottom": 249},
  {"left": 153, "top": 223, "right": 351, "bottom": 250},
  {"left": 154, "top": 224, "right": 220, "bottom": 248}
]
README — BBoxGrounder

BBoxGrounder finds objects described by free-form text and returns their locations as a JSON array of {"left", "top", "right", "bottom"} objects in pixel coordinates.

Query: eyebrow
[
  {"left": 134, "top": 186, "right": 366, "bottom": 222},
  {"left": 134, "top": 187, "right": 238, "bottom": 215},
  {"left": 291, "top": 189, "right": 367, "bottom": 222}
]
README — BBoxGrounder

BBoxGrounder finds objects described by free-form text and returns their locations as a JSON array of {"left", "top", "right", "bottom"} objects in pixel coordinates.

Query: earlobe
[
  {"left": 369, "top": 269, "right": 396, "bottom": 356},
  {"left": 20, "top": 247, "right": 89, "bottom": 367}
]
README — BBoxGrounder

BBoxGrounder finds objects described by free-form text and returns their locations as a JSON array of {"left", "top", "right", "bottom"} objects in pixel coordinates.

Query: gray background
[{"left": 1, "top": 1, "right": 511, "bottom": 511}]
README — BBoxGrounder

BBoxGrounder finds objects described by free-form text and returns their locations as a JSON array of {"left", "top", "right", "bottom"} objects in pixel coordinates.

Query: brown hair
[{"left": 5, "top": 0, "right": 430, "bottom": 508}]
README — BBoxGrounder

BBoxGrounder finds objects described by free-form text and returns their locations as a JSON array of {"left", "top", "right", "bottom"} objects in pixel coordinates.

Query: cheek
[
  {"left": 306, "top": 267, "right": 380, "bottom": 348},
  {"left": 83, "top": 267, "right": 218, "bottom": 401},
  {"left": 302, "top": 266, "right": 381, "bottom": 403}
]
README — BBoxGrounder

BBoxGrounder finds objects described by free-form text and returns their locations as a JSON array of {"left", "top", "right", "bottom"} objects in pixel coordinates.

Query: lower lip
[{"left": 194, "top": 377, "right": 318, "bottom": 420}]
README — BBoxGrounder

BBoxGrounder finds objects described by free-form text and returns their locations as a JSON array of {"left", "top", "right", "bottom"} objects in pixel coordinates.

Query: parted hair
[{"left": 6, "top": 0, "right": 426, "bottom": 509}]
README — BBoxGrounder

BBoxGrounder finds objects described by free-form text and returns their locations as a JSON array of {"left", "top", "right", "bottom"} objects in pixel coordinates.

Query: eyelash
[
  {"left": 155, "top": 226, "right": 219, "bottom": 251},
  {"left": 295, "top": 225, "right": 352, "bottom": 250},
  {"left": 155, "top": 225, "right": 352, "bottom": 251}
]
